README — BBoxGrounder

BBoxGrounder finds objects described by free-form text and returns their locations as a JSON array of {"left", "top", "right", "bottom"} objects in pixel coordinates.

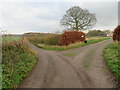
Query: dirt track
[{"left": 20, "top": 39, "right": 116, "bottom": 88}]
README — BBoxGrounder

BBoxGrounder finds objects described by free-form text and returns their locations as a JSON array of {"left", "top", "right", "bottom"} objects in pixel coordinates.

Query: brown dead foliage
[
  {"left": 113, "top": 25, "right": 120, "bottom": 41},
  {"left": 60, "top": 31, "right": 85, "bottom": 46}
]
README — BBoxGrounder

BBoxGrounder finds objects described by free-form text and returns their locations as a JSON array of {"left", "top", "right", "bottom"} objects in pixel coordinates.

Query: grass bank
[
  {"left": 37, "top": 37, "right": 111, "bottom": 51},
  {"left": 2, "top": 37, "right": 37, "bottom": 88},
  {"left": 103, "top": 42, "right": 120, "bottom": 84}
]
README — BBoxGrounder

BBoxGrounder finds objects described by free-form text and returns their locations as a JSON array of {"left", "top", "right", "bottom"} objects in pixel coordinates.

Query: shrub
[
  {"left": 28, "top": 36, "right": 45, "bottom": 45},
  {"left": 60, "top": 31, "right": 85, "bottom": 46},
  {"left": 43, "top": 34, "right": 61, "bottom": 45},
  {"left": 113, "top": 25, "right": 120, "bottom": 41},
  {"left": 28, "top": 34, "right": 61, "bottom": 45}
]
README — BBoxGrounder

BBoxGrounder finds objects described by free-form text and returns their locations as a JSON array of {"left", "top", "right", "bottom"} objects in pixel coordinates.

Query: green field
[
  {"left": 2, "top": 37, "right": 21, "bottom": 43},
  {"left": 104, "top": 42, "right": 120, "bottom": 83},
  {"left": 2, "top": 37, "right": 37, "bottom": 88}
]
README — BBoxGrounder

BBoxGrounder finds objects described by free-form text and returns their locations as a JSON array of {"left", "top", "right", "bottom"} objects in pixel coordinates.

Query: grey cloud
[
  {"left": 82, "top": 2, "right": 118, "bottom": 30},
  {"left": 1, "top": 2, "right": 118, "bottom": 34}
]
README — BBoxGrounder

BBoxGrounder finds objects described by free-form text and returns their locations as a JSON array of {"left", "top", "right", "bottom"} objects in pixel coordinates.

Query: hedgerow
[
  {"left": 2, "top": 37, "right": 37, "bottom": 88},
  {"left": 37, "top": 37, "right": 111, "bottom": 51},
  {"left": 27, "top": 34, "right": 61, "bottom": 45}
]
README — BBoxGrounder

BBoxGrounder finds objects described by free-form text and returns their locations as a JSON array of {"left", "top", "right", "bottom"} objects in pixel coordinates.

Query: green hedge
[
  {"left": 37, "top": 37, "right": 111, "bottom": 51},
  {"left": 28, "top": 34, "right": 61, "bottom": 45}
]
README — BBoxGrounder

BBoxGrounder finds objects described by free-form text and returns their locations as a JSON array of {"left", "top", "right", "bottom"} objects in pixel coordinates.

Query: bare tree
[{"left": 60, "top": 6, "right": 97, "bottom": 31}]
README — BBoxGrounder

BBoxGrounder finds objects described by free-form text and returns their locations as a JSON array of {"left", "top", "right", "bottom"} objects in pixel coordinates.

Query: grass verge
[
  {"left": 103, "top": 42, "right": 120, "bottom": 84},
  {"left": 37, "top": 37, "right": 111, "bottom": 51},
  {"left": 2, "top": 37, "right": 37, "bottom": 88}
]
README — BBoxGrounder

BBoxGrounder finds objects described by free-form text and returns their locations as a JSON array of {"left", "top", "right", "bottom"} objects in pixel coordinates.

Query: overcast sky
[{"left": 0, "top": 0, "right": 119, "bottom": 34}]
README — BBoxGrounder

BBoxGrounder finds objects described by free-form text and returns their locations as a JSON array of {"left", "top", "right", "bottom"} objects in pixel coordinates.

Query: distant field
[{"left": 2, "top": 36, "right": 21, "bottom": 43}]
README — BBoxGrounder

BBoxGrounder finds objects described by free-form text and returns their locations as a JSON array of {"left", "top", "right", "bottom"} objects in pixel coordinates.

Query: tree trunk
[{"left": 76, "top": 20, "right": 78, "bottom": 31}]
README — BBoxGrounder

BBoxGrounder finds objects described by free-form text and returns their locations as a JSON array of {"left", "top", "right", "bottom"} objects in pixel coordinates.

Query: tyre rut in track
[
  {"left": 20, "top": 39, "right": 116, "bottom": 88},
  {"left": 54, "top": 53, "right": 93, "bottom": 88}
]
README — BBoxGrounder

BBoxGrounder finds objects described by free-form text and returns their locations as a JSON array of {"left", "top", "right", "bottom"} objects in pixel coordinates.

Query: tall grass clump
[{"left": 2, "top": 37, "right": 37, "bottom": 88}]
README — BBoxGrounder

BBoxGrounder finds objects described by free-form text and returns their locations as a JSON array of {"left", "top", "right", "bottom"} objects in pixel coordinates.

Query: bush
[
  {"left": 28, "top": 34, "right": 61, "bottom": 45},
  {"left": 113, "top": 25, "right": 120, "bottom": 41},
  {"left": 60, "top": 31, "right": 85, "bottom": 46},
  {"left": 28, "top": 36, "right": 45, "bottom": 45},
  {"left": 43, "top": 34, "right": 61, "bottom": 45}
]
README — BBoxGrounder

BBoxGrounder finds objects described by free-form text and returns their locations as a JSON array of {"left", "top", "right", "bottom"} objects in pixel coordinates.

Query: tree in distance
[
  {"left": 60, "top": 6, "right": 97, "bottom": 31},
  {"left": 86, "top": 30, "right": 111, "bottom": 37}
]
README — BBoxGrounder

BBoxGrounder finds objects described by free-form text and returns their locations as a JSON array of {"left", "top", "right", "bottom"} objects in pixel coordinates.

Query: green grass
[
  {"left": 103, "top": 42, "right": 120, "bottom": 83},
  {"left": 37, "top": 37, "right": 111, "bottom": 51},
  {"left": 2, "top": 36, "right": 21, "bottom": 43},
  {"left": 2, "top": 37, "right": 37, "bottom": 88}
]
